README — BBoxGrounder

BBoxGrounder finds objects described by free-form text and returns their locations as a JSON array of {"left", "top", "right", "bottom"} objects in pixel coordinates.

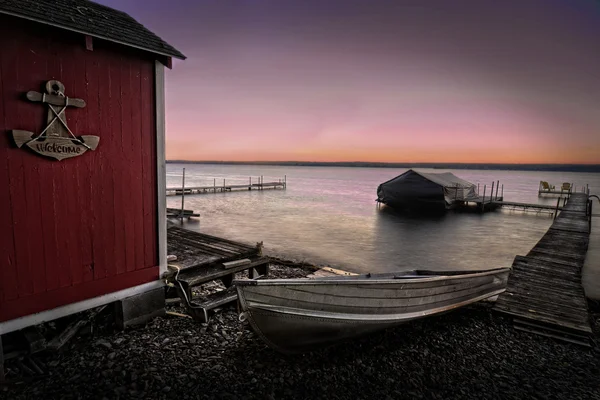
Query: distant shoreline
[{"left": 166, "top": 160, "right": 600, "bottom": 173}]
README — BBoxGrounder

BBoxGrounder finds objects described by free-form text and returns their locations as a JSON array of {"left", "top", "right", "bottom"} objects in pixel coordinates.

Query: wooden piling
[
  {"left": 495, "top": 180, "right": 499, "bottom": 200},
  {"left": 491, "top": 181, "right": 495, "bottom": 203},
  {"left": 590, "top": 200, "right": 593, "bottom": 231},
  {"left": 481, "top": 185, "right": 486, "bottom": 212},
  {"left": 501, "top": 184, "right": 504, "bottom": 199},
  {"left": 553, "top": 197, "right": 560, "bottom": 220},
  {"left": 180, "top": 168, "right": 186, "bottom": 223},
  {"left": 213, "top": 178, "right": 216, "bottom": 193}
]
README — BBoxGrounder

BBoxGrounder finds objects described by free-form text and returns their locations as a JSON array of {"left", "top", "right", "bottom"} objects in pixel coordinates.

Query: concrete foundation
[{"left": 114, "top": 287, "right": 165, "bottom": 329}]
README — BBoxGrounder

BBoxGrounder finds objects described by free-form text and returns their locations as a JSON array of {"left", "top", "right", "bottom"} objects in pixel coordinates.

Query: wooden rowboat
[{"left": 234, "top": 267, "right": 510, "bottom": 353}]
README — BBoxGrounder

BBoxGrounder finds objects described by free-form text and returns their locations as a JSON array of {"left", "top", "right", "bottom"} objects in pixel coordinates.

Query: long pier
[
  {"left": 493, "top": 193, "right": 593, "bottom": 345},
  {"left": 166, "top": 175, "right": 287, "bottom": 196}
]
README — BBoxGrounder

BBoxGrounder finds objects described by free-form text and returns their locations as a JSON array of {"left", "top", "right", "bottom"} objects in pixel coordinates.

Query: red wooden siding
[{"left": 0, "top": 16, "right": 159, "bottom": 322}]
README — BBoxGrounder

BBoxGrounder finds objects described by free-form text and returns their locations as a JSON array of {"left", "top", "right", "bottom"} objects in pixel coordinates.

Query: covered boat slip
[
  {"left": 377, "top": 169, "right": 481, "bottom": 210},
  {"left": 234, "top": 268, "right": 510, "bottom": 353}
]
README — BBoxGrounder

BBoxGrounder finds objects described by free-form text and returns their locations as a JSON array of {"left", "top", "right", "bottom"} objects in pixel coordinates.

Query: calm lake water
[{"left": 166, "top": 164, "right": 600, "bottom": 299}]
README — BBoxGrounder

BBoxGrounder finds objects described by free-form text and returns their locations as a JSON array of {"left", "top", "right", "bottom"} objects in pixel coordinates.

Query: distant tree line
[{"left": 166, "top": 160, "right": 600, "bottom": 173}]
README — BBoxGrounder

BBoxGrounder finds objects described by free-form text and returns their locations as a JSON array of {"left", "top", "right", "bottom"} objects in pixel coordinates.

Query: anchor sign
[{"left": 11, "top": 80, "right": 99, "bottom": 161}]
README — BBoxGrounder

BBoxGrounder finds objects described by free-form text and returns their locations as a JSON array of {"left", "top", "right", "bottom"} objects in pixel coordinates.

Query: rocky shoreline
[{"left": 2, "top": 263, "right": 600, "bottom": 400}]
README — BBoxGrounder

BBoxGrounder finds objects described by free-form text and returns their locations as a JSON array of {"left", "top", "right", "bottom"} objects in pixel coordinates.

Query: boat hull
[{"left": 235, "top": 268, "right": 510, "bottom": 353}]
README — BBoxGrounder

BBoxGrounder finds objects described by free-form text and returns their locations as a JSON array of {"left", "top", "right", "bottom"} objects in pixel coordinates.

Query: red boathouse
[{"left": 0, "top": 0, "right": 185, "bottom": 333}]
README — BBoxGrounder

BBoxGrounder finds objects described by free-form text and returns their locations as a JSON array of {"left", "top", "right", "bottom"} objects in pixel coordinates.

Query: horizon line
[{"left": 166, "top": 160, "right": 600, "bottom": 166}]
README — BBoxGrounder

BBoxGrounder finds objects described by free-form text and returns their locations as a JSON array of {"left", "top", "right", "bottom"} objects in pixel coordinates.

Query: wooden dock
[
  {"left": 490, "top": 199, "right": 567, "bottom": 215},
  {"left": 166, "top": 174, "right": 287, "bottom": 196},
  {"left": 493, "top": 193, "right": 593, "bottom": 345}
]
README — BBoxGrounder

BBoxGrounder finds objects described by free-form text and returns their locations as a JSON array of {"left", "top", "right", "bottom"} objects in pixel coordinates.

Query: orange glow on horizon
[{"left": 166, "top": 140, "right": 600, "bottom": 165}]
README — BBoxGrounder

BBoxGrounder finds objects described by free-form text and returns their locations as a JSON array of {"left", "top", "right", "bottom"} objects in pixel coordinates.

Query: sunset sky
[{"left": 97, "top": 0, "right": 600, "bottom": 164}]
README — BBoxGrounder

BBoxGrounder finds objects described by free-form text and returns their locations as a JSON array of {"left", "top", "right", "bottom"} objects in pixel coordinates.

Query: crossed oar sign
[{"left": 11, "top": 80, "right": 99, "bottom": 161}]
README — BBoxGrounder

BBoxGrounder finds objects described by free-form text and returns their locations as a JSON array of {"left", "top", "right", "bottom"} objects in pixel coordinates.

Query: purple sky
[{"left": 98, "top": 0, "right": 600, "bottom": 163}]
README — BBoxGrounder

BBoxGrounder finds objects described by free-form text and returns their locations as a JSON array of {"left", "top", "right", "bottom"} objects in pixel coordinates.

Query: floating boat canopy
[{"left": 377, "top": 169, "right": 479, "bottom": 209}]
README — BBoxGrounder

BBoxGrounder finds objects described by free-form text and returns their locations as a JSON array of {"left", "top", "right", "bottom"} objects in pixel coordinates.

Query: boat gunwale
[{"left": 233, "top": 267, "right": 510, "bottom": 287}]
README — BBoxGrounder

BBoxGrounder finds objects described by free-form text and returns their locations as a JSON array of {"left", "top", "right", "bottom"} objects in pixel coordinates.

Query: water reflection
[{"left": 167, "top": 164, "right": 600, "bottom": 299}]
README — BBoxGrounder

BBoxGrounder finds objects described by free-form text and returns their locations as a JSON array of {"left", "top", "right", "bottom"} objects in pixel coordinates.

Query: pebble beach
[{"left": 2, "top": 263, "right": 600, "bottom": 400}]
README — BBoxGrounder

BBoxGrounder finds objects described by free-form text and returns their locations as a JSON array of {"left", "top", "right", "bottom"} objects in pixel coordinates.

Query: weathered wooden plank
[
  {"left": 94, "top": 51, "right": 112, "bottom": 280},
  {"left": 121, "top": 57, "right": 136, "bottom": 274},
  {"left": 176, "top": 257, "right": 270, "bottom": 288},
  {"left": 526, "top": 252, "right": 583, "bottom": 269},
  {"left": 526, "top": 248, "right": 586, "bottom": 263},
  {"left": 507, "top": 270, "right": 583, "bottom": 289},
  {"left": 504, "top": 287, "right": 588, "bottom": 309},
  {"left": 512, "top": 258, "right": 581, "bottom": 276},
  {"left": 9, "top": 45, "right": 37, "bottom": 296},
  {"left": 108, "top": 50, "right": 126, "bottom": 277},
  {"left": 514, "top": 323, "right": 590, "bottom": 347},
  {"left": 194, "top": 286, "right": 238, "bottom": 310},
  {"left": 168, "top": 235, "right": 241, "bottom": 258},
  {"left": 494, "top": 302, "right": 592, "bottom": 333},
  {"left": 140, "top": 59, "right": 157, "bottom": 270},
  {"left": 510, "top": 266, "right": 581, "bottom": 284},
  {"left": 498, "top": 292, "right": 589, "bottom": 318},
  {"left": 61, "top": 48, "right": 86, "bottom": 287},
  {"left": 514, "top": 318, "right": 592, "bottom": 342},
  {"left": 82, "top": 43, "right": 100, "bottom": 283},
  {"left": 497, "top": 291, "right": 588, "bottom": 318},
  {"left": 130, "top": 60, "right": 145, "bottom": 272},
  {"left": 505, "top": 280, "right": 586, "bottom": 301},
  {"left": 512, "top": 258, "right": 581, "bottom": 277},
  {"left": 0, "top": 31, "right": 22, "bottom": 303},
  {"left": 168, "top": 227, "right": 254, "bottom": 253}
]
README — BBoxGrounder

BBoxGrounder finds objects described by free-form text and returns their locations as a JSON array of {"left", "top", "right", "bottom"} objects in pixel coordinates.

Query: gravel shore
[{"left": 2, "top": 263, "right": 600, "bottom": 400}]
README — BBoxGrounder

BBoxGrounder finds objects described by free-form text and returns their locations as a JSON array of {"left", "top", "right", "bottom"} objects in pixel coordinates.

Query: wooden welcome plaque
[{"left": 11, "top": 80, "right": 99, "bottom": 161}]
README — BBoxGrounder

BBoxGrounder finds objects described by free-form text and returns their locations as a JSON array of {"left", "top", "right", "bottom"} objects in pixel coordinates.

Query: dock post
[
  {"left": 501, "top": 184, "right": 504, "bottom": 199},
  {"left": 490, "top": 181, "right": 495, "bottom": 203},
  {"left": 495, "top": 180, "right": 499, "bottom": 200},
  {"left": 481, "top": 185, "right": 486, "bottom": 212},
  {"left": 180, "top": 168, "right": 186, "bottom": 223},
  {"left": 553, "top": 197, "right": 560, "bottom": 220},
  {"left": 214, "top": 178, "right": 216, "bottom": 193},
  {"left": 590, "top": 200, "right": 593, "bottom": 231}
]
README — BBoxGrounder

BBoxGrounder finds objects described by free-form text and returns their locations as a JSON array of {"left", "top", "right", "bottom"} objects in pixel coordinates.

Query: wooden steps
[
  {"left": 192, "top": 286, "right": 239, "bottom": 323},
  {"left": 166, "top": 226, "right": 270, "bottom": 322},
  {"left": 493, "top": 193, "right": 593, "bottom": 345}
]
